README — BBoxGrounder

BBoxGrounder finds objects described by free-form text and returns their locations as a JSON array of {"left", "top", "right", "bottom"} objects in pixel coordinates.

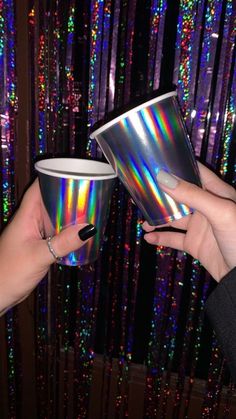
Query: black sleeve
[{"left": 205, "top": 267, "right": 236, "bottom": 383}]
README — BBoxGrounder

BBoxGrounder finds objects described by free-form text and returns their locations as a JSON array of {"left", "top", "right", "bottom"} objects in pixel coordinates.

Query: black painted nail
[{"left": 78, "top": 224, "right": 97, "bottom": 241}]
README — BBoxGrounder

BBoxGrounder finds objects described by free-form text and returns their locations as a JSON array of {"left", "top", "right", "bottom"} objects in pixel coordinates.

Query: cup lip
[
  {"left": 90, "top": 91, "right": 177, "bottom": 138},
  {"left": 35, "top": 158, "right": 117, "bottom": 180}
]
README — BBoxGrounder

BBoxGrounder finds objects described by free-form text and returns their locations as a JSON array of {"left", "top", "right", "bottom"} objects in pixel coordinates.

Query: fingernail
[
  {"left": 78, "top": 224, "right": 97, "bottom": 241},
  {"left": 157, "top": 170, "right": 179, "bottom": 189}
]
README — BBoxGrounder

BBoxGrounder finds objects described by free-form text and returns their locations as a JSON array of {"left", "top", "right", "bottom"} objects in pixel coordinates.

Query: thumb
[
  {"left": 156, "top": 170, "right": 232, "bottom": 225},
  {"left": 41, "top": 223, "right": 97, "bottom": 264}
]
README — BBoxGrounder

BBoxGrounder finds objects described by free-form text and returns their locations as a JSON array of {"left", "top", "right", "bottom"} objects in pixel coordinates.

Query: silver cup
[
  {"left": 35, "top": 158, "right": 116, "bottom": 266},
  {"left": 90, "top": 91, "right": 201, "bottom": 226}
]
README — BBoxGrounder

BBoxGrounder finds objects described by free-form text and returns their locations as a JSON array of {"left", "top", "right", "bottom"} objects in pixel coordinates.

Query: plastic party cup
[
  {"left": 90, "top": 91, "right": 201, "bottom": 226},
  {"left": 35, "top": 158, "right": 117, "bottom": 266}
]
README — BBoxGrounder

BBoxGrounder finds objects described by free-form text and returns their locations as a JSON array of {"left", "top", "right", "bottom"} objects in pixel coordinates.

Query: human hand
[
  {"left": 0, "top": 179, "right": 97, "bottom": 314},
  {"left": 143, "top": 162, "right": 236, "bottom": 282}
]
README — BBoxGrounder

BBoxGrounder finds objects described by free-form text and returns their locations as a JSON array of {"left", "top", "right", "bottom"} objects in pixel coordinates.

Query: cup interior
[
  {"left": 90, "top": 91, "right": 177, "bottom": 138},
  {"left": 35, "top": 158, "right": 117, "bottom": 180}
]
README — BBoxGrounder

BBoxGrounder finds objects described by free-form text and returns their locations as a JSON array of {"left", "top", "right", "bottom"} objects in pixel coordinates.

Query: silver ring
[{"left": 46, "top": 236, "right": 63, "bottom": 262}]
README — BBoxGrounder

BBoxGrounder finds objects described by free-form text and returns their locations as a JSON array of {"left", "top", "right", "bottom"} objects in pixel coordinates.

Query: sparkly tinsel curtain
[{"left": 0, "top": 0, "right": 235, "bottom": 418}]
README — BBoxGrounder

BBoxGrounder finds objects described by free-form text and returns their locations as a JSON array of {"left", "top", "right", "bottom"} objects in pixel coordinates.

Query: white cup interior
[
  {"left": 35, "top": 158, "right": 117, "bottom": 180},
  {"left": 90, "top": 91, "right": 177, "bottom": 138}
]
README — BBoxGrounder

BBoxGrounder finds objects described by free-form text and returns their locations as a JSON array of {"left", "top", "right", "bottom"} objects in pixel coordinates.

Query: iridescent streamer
[
  {"left": 61, "top": 267, "right": 72, "bottom": 418},
  {"left": 123, "top": 0, "right": 137, "bottom": 104},
  {"left": 174, "top": 0, "right": 200, "bottom": 129},
  {"left": 222, "top": 382, "right": 235, "bottom": 417},
  {"left": 172, "top": 4, "right": 233, "bottom": 412},
  {"left": 201, "top": 337, "right": 225, "bottom": 417},
  {"left": 5, "top": 311, "right": 17, "bottom": 417},
  {"left": 35, "top": 277, "right": 49, "bottom": 418},
  {"left": 34, "top": 3, "right": 53, "bottom": 414},
  {"left": 34, "top": 3, "right": 78, "bottom": 412},
  {"left": 115, "top": 203, "right": 142, "bottom": 416},
  {"left": 88, "top": 7, "right": 140, "bottom": 410},
  {"left": 1, "top": 0, "right": 16, "bottom": 222},
  {"left": 103, "top": 9, "right": 139, "bottom": 408},
  {"left": 65, "top": 1, "right": 76, "bottom": 153},
  {"left": 231, "top": 68, "right": 236, "bottom": 187},
  {"left": 125, "top": 217, "right": 142, "bottom": 369},
  {"left": 98, "top": 182, "right": 122, "bottom": 419},
  {"left": 173, "top": 4, "right": 235, "bottom": 412},
  {"left": 172, "top": 260, "right": 204, "bottom": 416},
  {"left": 98, "top": 0, "right": 112, "bottom": 120},
  {"left": 87, "top": 0, "right": 104, "bottom": 156},
  {"left": 107, "top": 1, "right": 140, "bottom": 414},
  {"left": 29, "top": 3, "right": 49, "bottom": 416},
  {"left": 159, "top": 253, "right": 186, "bottom": 417},
  {"left": 181, "top": 271, "right": 212, "bottom": 416},
  {"left": 115, "top": 198, "right": 133, "bottom": 415},
  {"left": 148, "top": 0, "right": 167, "bottom": 92},
  {"left": 146, "top": 1, "right": 200, "bottom": 417},
  {"left": 87, "top": 1, "right": 142, "bottom": 415},
  {"left": 65, "top": 2, "right": 75, "bottom": 78},
  {"left": 91, "top": 1, "right": 127, "bottom": 410},
  {"left": 107, "top": 0, "right": 120, "bottom": 111},
  {"left": 28, "top": 4, "right": 46, "bottom": 416},
  {"left": 145, "top": 3, "right": 204, "bottom": 406},
  {"left": 113, "top": 0, "right": 128, "bottom": 106},
  {"left": 206, "top": 0, "right": 234, "bottom": 165},
  {"left": 47, "top": 0, "right": 61, "bottom": 153},
  {"left": 5, "top": 1, "right": 15, "bottom": 112},
  {"left": 0, "top": 0, "right": 4, "bottom": 112},
  {"left": 28, "top": 4, "right": 36, "bottom": 157},
  {"left": 144, "top": 248, "right": 177, "bottom": 417},
  {"left": 1, "top": 1, "right": 17, "bottom": 416},
  {"left": 105, "top": 183, "right": 126, "bottom": 418},
  {"left": 37, "top": 3, "right": 48, "bottom": 154},
  {"left": 219, "top": 32, "right": 236, "bottom": 178},
  {"left": 191, "top": 0, "right": 223, "bottom": 156},
  {"left": 73, "top": 267, "right": 97, "bottom": 417}
]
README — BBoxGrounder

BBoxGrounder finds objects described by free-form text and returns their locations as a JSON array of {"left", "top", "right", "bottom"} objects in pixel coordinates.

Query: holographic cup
[
  {"left": 35, "top": 158, "right": 116, "bottom": 266},
  {"left": 90, "top": 91, "right": 201, "bottom": 226}
]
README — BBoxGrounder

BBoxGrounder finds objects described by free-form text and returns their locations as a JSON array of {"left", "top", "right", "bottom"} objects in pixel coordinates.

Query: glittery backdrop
[{"left": 0, "top": 0, "right": 235, "bottom": 418}]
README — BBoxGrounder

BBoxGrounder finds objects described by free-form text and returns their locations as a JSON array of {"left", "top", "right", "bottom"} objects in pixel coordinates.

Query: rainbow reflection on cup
[
  {"left": 35, "top": 158, "right": 116, "bottom": 266},
  {"left": 90, "top": 91, "right": 201, "bottom": 226}
]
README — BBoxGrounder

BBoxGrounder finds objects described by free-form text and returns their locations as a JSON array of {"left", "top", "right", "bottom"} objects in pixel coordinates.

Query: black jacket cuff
[{"left": 205, "top": 267, "right": 236, "bottom": 383}]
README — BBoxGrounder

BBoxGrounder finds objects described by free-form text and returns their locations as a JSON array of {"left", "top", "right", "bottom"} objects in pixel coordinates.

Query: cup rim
[
  {"left": 35, "top": 158, "right": 117, "bottom": 180},
  {"left": 90, "top": 91, "right": 177, "bottom": 138}
]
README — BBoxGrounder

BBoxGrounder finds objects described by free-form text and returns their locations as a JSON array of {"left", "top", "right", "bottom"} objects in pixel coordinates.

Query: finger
[
  {"left": 198, "top": 162, "right": 236, "bottom": 201},
  {"left": 19, "top": 179, "right": 41, "bottom": 209},
  {"left": 142, "top": 221, "right": 156, "bottom": 232},
  {"left": 144, "top": 231, "right": 185, "bottom": 251},
  {"left": 41, "top": 223, "right": 97, "bottom": 264},
  {"left": 156, "top": 170, "right": 236, "bottom": 226},
  {"left": 16, "top": 179, "right": 45, "bottom": 232},
  {"left": 142, "top": 215, "right": 190, "bottom": 232}
]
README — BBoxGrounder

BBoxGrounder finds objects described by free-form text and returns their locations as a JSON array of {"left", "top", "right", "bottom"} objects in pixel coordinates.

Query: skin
[
  {"left": 143, "top": 162, "right": 236, "bottom": 282},
  {"left": 0, "top": 179, "right": 93, "bottom": 314}
]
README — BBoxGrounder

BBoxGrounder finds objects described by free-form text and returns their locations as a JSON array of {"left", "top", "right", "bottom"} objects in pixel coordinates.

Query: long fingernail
[
  {"left": 78, "top": 224, "right": 97, "bottom": 241},
  {"left": 157, "top": 170, "right": 179, "bottom": 189}
]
